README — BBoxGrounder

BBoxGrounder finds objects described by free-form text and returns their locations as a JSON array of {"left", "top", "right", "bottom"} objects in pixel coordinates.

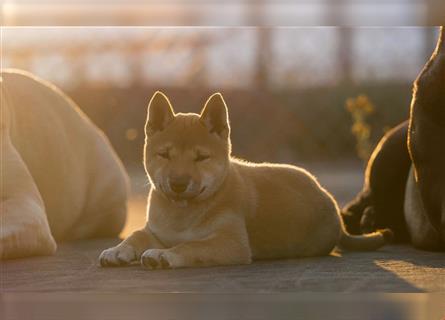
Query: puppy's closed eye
[
  {"left": 157, "top": 150, "right": 170, "bottom": 160},
  {"left": 195, "top": 153, "right": 210, "bottom": 162}
]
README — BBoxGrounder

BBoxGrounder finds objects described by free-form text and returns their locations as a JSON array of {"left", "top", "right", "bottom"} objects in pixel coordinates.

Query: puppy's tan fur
[
  {"left": 100, "top": 92, "right": 390, "bottom": 269},
  {"left": 1, "top": 69, "right": 128, "bottom": 259}
]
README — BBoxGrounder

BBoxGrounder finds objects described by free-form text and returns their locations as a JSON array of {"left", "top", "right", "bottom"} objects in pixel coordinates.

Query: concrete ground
[
  {"left": 2, "top": 239, "right": 445, "bottom": 293},
  {"left": 2, "top": 164, "right": 444, "bottom": 298}
]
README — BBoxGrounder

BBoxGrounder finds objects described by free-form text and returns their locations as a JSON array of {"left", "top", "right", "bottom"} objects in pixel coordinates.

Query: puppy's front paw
[
  {"left": 141, "top": 249, "right": 181, "bottom": 270},
  {"left": 99, "top": 244, "right": 138, "bottom": 267}
]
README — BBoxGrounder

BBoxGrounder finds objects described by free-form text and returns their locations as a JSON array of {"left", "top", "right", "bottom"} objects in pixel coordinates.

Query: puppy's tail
[{"left": 339, "top": 223, "right": 393, "bottom": 251}]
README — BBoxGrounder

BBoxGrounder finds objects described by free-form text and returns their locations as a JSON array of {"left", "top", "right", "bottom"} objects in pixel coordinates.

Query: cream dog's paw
[
  {"left": 0, "top": 222, "right": 57, "bottom": 260},
  {"left": 99, "top": 244, "right": 138, "bottom": 267},
  {"left": 141, "top": 249, "right": 182, "bottom": 270}
]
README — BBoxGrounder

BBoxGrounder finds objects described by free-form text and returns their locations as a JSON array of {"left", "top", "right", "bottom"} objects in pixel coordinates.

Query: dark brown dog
[
  {"left": 342, "top": 27, "right": 445, "bottom": 250},
  {"left": 342, "top": 121, "right": 411, "bottom": 243},
  {"left": 406, "top": 26, "right": 445, "bottom": 250}
]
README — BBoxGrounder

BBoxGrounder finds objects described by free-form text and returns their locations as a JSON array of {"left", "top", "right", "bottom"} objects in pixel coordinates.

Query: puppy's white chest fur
[{"left": 148, "top": 204, "right": 210, "bottom": 248}]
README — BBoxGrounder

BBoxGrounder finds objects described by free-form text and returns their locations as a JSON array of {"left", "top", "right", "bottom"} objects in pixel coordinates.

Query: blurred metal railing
[{"left": 2, "top": 28, "right": 438, "bottom": 89}]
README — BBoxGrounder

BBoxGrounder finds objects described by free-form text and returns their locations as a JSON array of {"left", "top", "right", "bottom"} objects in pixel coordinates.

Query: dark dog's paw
[
  {"left": 378, "top": 228, "right": 394, "bottom": 243},
  {"left": 360, "top": 206, "right": 376, "bottom": 234}
]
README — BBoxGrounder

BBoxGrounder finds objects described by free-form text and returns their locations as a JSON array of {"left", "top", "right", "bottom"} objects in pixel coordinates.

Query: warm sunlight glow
[{"left": 2, "top": 1, "right": 17, "bottom": 24}]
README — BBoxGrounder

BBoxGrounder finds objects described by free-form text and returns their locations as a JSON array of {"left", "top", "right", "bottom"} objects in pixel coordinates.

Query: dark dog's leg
[
  {"left": 342, "top": 190, "right": 372, "bottom": 235},
  {"left": 342, "top": 121, "right": 412, "bottom": 242},
  {"left": 404, "top": 167, "right": 442, "bottom": 251}
]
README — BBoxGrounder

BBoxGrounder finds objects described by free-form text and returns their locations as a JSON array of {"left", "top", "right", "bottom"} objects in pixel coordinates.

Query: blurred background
[
  {"left": 1, "top": 0, "right": 445, "bottom": 26},
  {"left": 1, "top": 2, "right": 442, "bottom": 235},
  {"left": 3, "top": 27, "right": 438, "bottom": 164}
]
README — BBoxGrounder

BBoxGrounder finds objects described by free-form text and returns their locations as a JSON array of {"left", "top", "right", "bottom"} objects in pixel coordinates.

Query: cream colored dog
[
  {"left": 1, "top": 69, "right": 128, "bottom": 259},
  {"left": 99, "top": 91, "right": 391, "bottom": 269}
]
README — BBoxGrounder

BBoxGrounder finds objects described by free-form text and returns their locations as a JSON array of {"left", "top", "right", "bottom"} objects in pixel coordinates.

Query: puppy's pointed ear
[
  {"left": 200, "top": 93, "right": 230, "bottom": 139},
  {"left": 145, "top": 91, "right": 175, "bottom": 135}
]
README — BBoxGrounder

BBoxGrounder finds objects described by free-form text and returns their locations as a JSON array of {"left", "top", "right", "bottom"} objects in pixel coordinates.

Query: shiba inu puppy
[
  {"left": 1, "top": 69, "right": 128, "bottom": 259},
  {"left": 100, "top": 92, "right": 391, "bottom": 269}
]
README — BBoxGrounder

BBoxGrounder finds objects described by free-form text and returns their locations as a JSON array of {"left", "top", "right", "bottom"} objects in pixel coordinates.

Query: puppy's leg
[
  {"left": 99, "top": 228, "right": 164, "bottom": 266},
  {"left": 141, "top": 216, "right": 252, "bottom": 269},
  {"left": 1, "top": 138, "right": 56, "bottom": 259}
]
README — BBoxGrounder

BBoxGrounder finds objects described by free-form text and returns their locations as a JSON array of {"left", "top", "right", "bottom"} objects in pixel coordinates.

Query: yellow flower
[
  {"left": 345, "top": 95, "right": 375, "bottom": 115},
  {"left": 346, "top": 94, "right": 375, "bottom": 162}
]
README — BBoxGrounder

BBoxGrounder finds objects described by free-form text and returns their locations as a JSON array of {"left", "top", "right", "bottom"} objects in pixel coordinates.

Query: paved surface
[{"left": 2, "top": 238, "right": 444, "bottom": 293}]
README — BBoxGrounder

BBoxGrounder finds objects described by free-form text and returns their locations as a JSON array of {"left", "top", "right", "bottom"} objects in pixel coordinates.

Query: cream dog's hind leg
[{"left": 1, "top": 136, "right": 56, "bottom": 259}]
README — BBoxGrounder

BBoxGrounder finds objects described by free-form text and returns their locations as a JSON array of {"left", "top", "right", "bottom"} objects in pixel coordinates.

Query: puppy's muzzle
[{"left": 169, "top": 175, "right": 191, "bottom": 194}]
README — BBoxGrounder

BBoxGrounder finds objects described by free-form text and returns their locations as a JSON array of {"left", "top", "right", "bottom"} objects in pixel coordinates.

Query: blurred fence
[
  {"left": 3, "top": 28, "right": 437, "bottom": 89},
  {"left": 2, "top": 27, "right": 438, "bottom": 166}
]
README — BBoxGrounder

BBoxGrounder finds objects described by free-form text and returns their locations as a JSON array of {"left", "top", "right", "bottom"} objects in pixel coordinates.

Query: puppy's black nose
[{"left": 169, "top": 175, "right": 191, "bottom": 194}]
